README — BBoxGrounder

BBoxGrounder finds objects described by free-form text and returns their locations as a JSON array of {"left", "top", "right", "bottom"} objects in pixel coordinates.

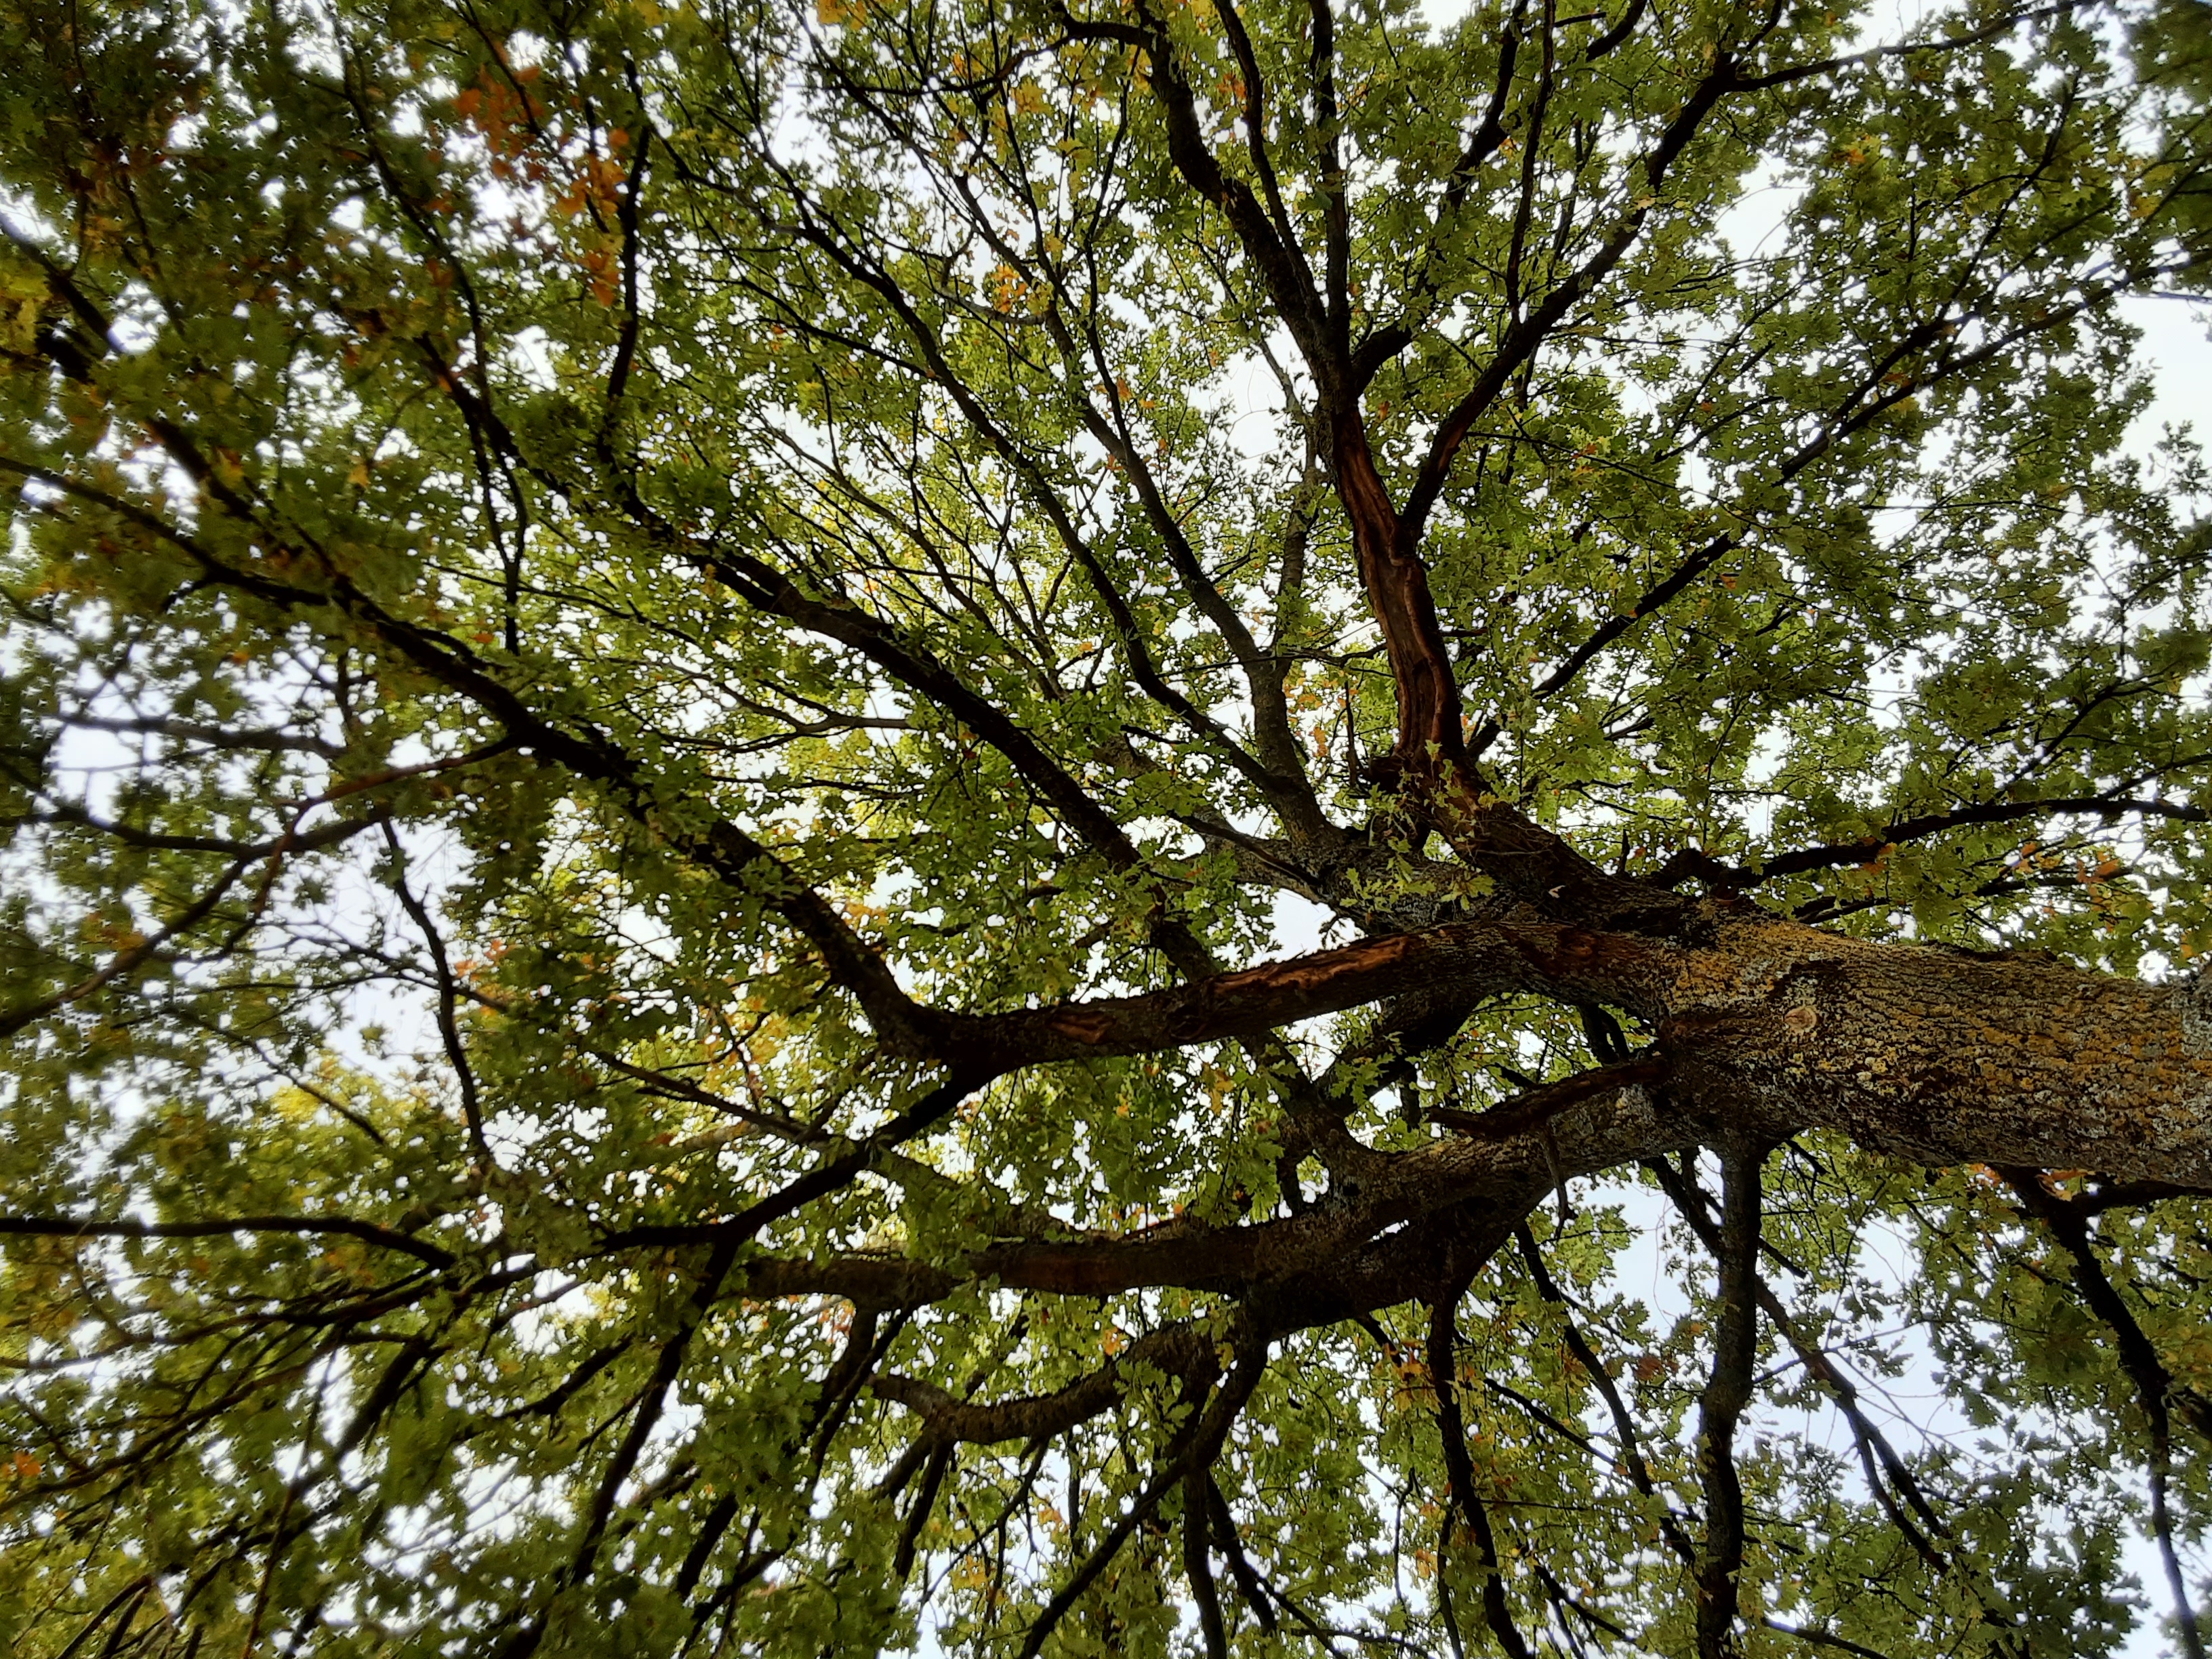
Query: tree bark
[{"left": 949, "top": 899, "right": 2212, "bottom": 1187}]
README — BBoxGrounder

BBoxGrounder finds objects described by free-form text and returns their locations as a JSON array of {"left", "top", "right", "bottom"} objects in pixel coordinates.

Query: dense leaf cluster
[{"left": 3, "top": 0, "right": 2212, "bottom": 1653}]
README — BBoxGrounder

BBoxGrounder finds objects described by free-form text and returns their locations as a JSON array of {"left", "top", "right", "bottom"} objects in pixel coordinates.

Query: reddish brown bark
[{"left": 1331, "top": 411, "right": 1465, "bottom": 773}]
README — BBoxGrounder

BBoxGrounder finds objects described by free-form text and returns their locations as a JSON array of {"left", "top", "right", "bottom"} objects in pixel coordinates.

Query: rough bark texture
[
  {"left": 1652, "top": 912, "right": 2212, "bottom": 1184},
  {"left": 937, "top": 900, "right": 2212, "bottom": 1185},
  {"left": 7, "top": 1, "right": 2211, "bottom": 1653}
]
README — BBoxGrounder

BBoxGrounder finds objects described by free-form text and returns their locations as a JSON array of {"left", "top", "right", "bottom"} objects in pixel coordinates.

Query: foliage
[{"left": 2, "top": 0, "right": 2212, "bottom": 1653}]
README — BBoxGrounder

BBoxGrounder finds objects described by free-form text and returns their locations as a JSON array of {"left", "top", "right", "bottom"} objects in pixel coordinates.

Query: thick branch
[
  {"left": 943, "top": 907, "right": 1669, "bottom": 1071},
  {"left": 1692, "top": 1142, "right": 1763, "bottom": 1659},
  {"left": 872, "top": 1325, "right": 1216, "bottom": 1444}
]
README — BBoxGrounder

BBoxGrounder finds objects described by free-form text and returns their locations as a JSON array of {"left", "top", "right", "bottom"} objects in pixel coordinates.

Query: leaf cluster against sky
[{"left": 3, "top": 0, "right": 2212, "bottom": 1654}]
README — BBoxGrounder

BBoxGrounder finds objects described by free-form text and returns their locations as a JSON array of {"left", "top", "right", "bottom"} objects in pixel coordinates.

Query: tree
[{"left": 4, "top": 0, "right": 2212, "bottom": 1650}]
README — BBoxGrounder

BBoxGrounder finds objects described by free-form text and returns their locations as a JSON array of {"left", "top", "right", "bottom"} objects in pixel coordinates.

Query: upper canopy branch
[
  {"left": 1656, "top": 792, "right": 2210, "bottom": 890},
  {"left": 0, "top": 453, "right": 939, "bottom": 1057}
]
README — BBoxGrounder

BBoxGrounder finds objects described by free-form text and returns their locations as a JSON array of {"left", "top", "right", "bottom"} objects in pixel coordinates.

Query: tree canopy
[{"left": 5, "top": 0, "right": 2212, "bottom": 1652}]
